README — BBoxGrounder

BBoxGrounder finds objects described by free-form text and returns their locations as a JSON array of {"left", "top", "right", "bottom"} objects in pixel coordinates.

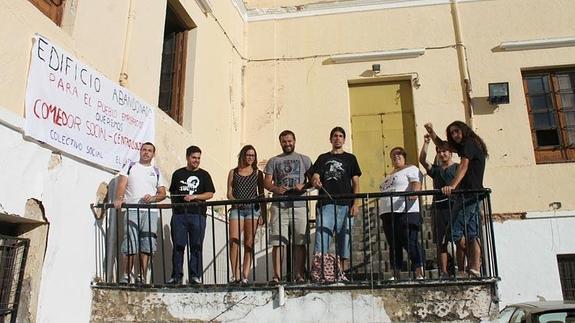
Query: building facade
[{"left": 1, "top": 0, "right": 574, "bottom": 321}]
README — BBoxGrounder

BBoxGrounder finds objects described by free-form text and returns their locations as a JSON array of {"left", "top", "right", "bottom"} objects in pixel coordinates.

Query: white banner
[{"left": 25, "top": 34, "right": 155, "bottom": 171}]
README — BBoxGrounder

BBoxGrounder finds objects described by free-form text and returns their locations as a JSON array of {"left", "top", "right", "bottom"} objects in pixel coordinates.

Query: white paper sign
[{"left": 25, "top": 35, "right": 155, "bottom": 170}]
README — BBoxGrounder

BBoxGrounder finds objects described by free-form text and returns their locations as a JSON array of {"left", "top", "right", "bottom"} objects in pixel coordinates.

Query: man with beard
[{"left": 264, "top": 130, "right": 312, "bottom": 283}]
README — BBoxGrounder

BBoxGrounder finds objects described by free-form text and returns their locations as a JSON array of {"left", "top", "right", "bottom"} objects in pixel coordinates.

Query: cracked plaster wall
[{"left": 91, "top": 283, "right": 497, "bottom": 322}]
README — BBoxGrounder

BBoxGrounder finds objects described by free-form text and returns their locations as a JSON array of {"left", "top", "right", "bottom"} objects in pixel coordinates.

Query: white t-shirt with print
[
  {"left": 119, "top": 162, "right": 166, "bottom": 204},
  {"left": 378, "top": 165, "right": 422, "bottom": 214}
]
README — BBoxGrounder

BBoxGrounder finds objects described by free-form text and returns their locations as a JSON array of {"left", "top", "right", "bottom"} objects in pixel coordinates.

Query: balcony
[{"left": 90, "top": 189, "right": 499, "bottom": 322}]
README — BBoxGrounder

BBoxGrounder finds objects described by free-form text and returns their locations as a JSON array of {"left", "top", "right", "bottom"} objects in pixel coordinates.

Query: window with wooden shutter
[
  {"left": 28, "top": 0, "right": 65, "bottom": 26},
  {"left": 158, "top": 1, "right": 195, "bottom": 125},
  {"left": 523, "top": 69, "right": 575, "bottom": 163}
]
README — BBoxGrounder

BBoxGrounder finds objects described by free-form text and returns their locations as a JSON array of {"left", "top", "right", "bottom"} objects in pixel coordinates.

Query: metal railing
[
  {"left": 92, "top": 188, "right": 496, "bottom": 287},
  {"left": 0, "top": 235, "right": 29, "bottom": 323}
]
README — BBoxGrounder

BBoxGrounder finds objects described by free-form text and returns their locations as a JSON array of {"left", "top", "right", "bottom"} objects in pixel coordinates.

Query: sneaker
[
  {"left": 439, "top": 272, "right": 451, "bottom": 280},
  {"left": 338, "top": 273, "right": 349, "bottom": 282},
  {"left": 119, "top": 274, "right": 130, "bottom": 284},
  {"left": 166, "top": 276, "right": 182, "bottom": 285},
  {"left": 190, "top": 277, "right": 202, "bottom": 285}
]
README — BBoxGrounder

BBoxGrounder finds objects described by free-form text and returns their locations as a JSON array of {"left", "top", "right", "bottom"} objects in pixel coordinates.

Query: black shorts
[{"left": 431, "top": 206, "right": 451, "bottom": 245}]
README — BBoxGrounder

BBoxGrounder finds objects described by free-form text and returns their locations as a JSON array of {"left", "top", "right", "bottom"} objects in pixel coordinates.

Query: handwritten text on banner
[{"left": 25, "top": 35, "right": 155, "bottom": 170}]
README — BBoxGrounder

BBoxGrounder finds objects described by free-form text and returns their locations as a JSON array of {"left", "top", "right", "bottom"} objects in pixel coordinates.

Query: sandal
[
  {"left": 295, "top": 275, "right": 305, "bottom": 283},
  {"left": 270, "top": 276, "right": 280, "bottom": 285},
  {"left": 468, "top": 269, "right": 481, "bottom": 278}
]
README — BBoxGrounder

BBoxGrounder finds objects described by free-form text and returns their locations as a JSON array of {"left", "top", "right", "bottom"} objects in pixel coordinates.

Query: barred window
[{"left": 557, "top": 254, "right": 575, "bottom": 300}]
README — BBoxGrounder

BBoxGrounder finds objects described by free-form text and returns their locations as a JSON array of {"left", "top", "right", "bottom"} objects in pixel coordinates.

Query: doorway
[{"left": 349, "top": 80, "right": 417, "bottom": 193}]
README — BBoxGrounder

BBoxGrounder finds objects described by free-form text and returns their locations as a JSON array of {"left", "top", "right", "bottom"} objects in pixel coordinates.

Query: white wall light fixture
[
  {"left": 195, "top": 0, "right": 213, "bottom": 13},
  {"left": 330, "top": 48, "right": 426, "bottom": 64},
  {"left": 499, "top": 37, "right": 575, "bottom": 51}
]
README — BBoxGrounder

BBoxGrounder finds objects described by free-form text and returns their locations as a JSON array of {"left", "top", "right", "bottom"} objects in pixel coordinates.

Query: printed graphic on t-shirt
[
  {"left": 380, "top": 176, "right": 396, "bottom": 192},
  {"left": 324, "top": 160, "right": 345, "bottom": 181},
  {"left": 277, "top": 160, "right": 302, "bottom": 187},
  {"left": 179, "top": 175, "right": 200, "bottom": 194}
]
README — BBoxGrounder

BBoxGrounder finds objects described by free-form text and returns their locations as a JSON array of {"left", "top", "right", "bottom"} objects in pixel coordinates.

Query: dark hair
[
  {"left": 435, "top": 140, "right": 452, "bottom": 152},
  {"left": 141, "top": 142, "right": 156, "bottom": 153},
  {"left": 237, "top": 145, "right": 258, "bottom": 170},
  {"left": 278, "top": 130, "right": 296, "bottom": 141},
  {"left": 446, "top": 121, "right": 489, "bottom": 157},
  {"left": 186, "top": 145, "right": 202, "bottom": 157},
  {"left": 330, "top": 126, "right": 346, "bottom": 139},
  {"left": 390, "top": 146, "right": 407, "bottom": 158}
]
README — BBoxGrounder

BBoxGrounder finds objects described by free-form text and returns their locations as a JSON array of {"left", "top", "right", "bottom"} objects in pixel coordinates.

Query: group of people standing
[{"left": 112, "top": 121, "right": 487, "bottom": 285}]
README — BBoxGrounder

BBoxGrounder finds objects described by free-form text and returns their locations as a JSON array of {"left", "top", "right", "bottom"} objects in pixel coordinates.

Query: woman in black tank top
[{"left": 226, "top": 145, "right": 265, "bottom": 284}]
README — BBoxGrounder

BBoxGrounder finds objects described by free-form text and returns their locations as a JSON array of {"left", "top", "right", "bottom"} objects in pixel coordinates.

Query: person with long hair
[
  {"left": 227, "top": 145, "right": 265, "bottom": 284},
  {"left": 379, "top": 146, "right": 424, "bottom": 280},
  {"left": 425, "top": 121, "right": 488, "bottom": 278}
]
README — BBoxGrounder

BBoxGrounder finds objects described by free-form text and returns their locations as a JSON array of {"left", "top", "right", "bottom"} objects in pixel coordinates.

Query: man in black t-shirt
[
  {"left": 167, "top": 145, "right": 215, "bottom": 285},
  {"left": 310, "top": 127, "right": 361, "bottom": 281}
]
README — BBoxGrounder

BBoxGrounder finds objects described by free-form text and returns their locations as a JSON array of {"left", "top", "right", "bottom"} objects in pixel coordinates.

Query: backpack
[{"left": 127, "top": 161, "right": 160, "bottom": 186}]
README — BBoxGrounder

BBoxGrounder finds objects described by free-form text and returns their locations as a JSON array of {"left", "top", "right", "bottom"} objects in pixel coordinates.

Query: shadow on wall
[{"left": 471, "top": 97, "right": 498, "bottom": 115}]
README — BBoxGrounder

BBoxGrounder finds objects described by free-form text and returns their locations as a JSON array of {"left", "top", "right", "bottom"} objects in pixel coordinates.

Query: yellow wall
[
  {"left": 0, "top": 0, "right": 249, "bottom": 197},
  {"left": 244, "top": 0, "right": 575, "bottom": 213}
]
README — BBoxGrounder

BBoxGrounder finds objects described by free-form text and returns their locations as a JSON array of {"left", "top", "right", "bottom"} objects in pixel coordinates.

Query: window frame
[
  {"left": 28, "top": 0, "right": 65, "bottom": 26},
  {"left": 158, "top": 1, "right": 194, "bottom": 125},
  {"left": 523, "top": 68, "right": 575, "bottom": 164}
]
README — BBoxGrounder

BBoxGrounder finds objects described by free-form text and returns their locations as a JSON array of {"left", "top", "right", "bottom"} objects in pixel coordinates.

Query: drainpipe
[
  {"left": 119, "top": 0, "right": 136, "bottom": 87},
  {"left": 450, "top": 0, "right": 473, "bottom": 128}
]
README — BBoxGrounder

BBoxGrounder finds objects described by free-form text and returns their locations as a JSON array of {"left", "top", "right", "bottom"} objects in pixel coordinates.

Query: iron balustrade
[{"left": 91, "top": 188, "right": 497, "bottom": 287}]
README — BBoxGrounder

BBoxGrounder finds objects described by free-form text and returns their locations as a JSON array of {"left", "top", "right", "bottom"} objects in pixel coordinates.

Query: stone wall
[{"left": 91, "top": 282, "right": 498, "bottom": 322}]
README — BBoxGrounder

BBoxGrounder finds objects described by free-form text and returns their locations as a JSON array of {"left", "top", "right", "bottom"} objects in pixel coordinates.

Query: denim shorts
[
  {"left": 228, "top": 207, "right": 261, "bottom": 220},
  {"left": 449, "top": 198, "right": 482, "bottom": 242}
]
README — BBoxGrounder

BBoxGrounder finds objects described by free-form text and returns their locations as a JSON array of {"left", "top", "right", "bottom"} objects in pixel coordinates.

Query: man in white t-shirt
[{"left": 114, "top": 142, "right": 166, "bottom": 284}]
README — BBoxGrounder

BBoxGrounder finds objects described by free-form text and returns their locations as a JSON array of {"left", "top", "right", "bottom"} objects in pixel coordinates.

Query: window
[
  {"left": 0, "top": 236, "right": 29, "bottom": 322},
  {"left": 558, "top": 254, "right": 575, "bottom": 300},
  {"left": 28, "top": 0, "right": 65, "bottom": 25},
  {"left": 158, "top": 1, "right": 194, "bottom": 124},
  {"left": 523, "top": 69, "right": 575, "bottom": 163}
]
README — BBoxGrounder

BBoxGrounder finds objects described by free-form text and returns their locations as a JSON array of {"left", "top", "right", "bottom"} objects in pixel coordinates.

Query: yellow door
[{"left": 350, "top": 81, "right": 417, "bottom": 193}]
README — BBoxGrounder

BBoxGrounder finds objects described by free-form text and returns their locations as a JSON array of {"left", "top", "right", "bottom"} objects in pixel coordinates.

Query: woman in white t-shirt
[{"left": 379, "top": 146, "right": 424, "bottom": 280}]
